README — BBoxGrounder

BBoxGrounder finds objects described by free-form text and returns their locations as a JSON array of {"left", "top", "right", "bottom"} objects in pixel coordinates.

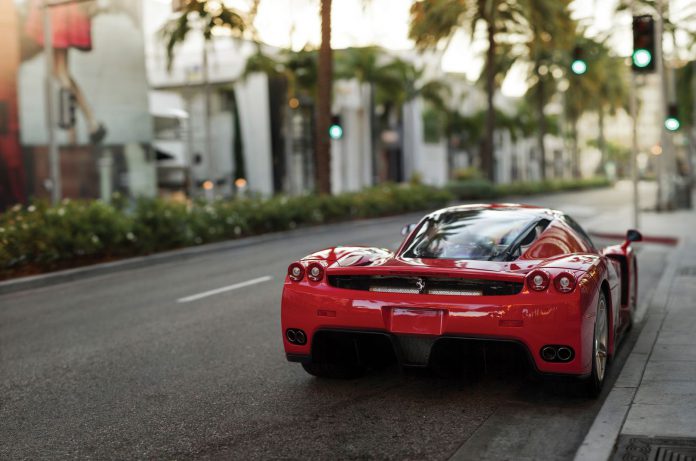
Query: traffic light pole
[
  {"left": 655, "top": 0, "right": 674, "bottom": 210},
  {"left": 630, "top": 72, "right": 640, "bottom": 229}
]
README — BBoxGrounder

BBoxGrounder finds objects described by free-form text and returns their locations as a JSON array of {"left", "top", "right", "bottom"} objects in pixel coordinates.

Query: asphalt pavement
[{"left": 0, "top": 182, "right": 674, "bottom": 460}]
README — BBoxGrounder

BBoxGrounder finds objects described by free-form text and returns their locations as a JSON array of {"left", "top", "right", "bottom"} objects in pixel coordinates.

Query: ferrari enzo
[{"left": 281, "top": 204, "right": 641, "bottom": 395}]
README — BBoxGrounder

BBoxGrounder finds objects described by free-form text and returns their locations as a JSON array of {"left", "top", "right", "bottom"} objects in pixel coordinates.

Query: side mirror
[
  {"left": 401, "top": 223, "right": 417, "bottom": 236},
  {"left": 626, "top": 229, "right": 643, "bottom": 242}
]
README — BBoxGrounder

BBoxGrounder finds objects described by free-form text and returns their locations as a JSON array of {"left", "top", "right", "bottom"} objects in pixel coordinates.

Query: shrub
[
  {"left": 0, "top": 178, "right": 608, "bottom": 279},
  {"left": 0, "top": 183, "right": 452, "bottom": 279},
  {"left": 447, "top": 176, "right": 611, "bottom": 201},
  {"left": 446, "top": 179, "right": 497, "bottom": 200}
]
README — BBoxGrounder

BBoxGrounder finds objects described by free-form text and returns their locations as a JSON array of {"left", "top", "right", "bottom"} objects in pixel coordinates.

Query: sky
[
  {"left": 243, "top": 0, "right": 629, "bottom": 97},
  {"left": 164, "top": 0, "right": 689, "bottom": 97}
]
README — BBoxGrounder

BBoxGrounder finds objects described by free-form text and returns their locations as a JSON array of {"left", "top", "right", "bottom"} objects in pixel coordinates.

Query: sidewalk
[{"left": 576, "top": 204, "right": 696, "bottom": 460}]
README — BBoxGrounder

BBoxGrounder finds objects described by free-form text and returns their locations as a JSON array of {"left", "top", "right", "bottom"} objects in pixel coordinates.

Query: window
[
  {"left": 153, "top": 116, "right": 182, "bottom": 141},
  {"left": 562, "top": 215, "right": 596, "bottom": 251},
  {"left": 401, "top": 209, "right": 542, "bottom": 261}
]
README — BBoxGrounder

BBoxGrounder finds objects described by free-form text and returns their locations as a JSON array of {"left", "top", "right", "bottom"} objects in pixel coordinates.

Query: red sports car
[{"left": 281, "top": 204, "right": 641, "bottom": 395}]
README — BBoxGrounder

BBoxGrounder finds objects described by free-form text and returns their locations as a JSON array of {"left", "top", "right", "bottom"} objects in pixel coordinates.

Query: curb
[
  {"left": 0, "top": 212, "right": 423, "bottom": 296},
  {"left": 573, "top": 240, "right": 683, "bottom": 461}
]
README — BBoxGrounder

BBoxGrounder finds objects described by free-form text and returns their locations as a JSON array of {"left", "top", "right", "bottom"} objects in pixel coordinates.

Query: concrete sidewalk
[{"left": 576, "top": 205, "right": 696, "bottom": 460}]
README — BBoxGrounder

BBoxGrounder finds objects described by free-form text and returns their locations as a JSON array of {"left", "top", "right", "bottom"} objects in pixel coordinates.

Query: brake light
[
  {"left": 288, "top": 262, "right": 304, "bottom": 282},
  {"left": 307, "top": 262, "right": 325, "bottom": 282},
  {"left": 527, "top": 270, "right": 550, "bottom": 291},
  {"left": 554, "top": 272, "right": 576, "bottom": 293}
]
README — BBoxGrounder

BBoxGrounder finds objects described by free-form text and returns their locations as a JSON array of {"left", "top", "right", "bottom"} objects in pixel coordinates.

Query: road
[{"left": 0, "top": 182, "right": 673, "bottom": 460}]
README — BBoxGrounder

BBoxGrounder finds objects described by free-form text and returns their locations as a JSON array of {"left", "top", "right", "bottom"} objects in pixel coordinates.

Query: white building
[{"left": 143, "top": 0, "right": 572, "bottom": 198}]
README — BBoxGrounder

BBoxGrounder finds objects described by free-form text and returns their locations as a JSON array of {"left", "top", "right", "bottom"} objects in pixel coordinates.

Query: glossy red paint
[{"left": 281, "top": 204, "right": 638, "bottom": 378}]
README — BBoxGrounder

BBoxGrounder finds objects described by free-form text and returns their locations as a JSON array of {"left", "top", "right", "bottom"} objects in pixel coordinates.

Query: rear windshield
[{"left": 401, "top": 209, "right": 539, "bottom": 261}]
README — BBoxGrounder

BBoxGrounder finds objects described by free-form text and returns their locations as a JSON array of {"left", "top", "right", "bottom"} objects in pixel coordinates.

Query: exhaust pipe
[
  {"left": 557, "top": 347, "right": 573, "bottom": 362},
  {"left": 541, "top": 346, "right": 557, "bottom": 361},
  {"left": 295, "top": 330, "right": 306, "bottom": 345},
  {"left": 286, "top": 329, "right": 297, "bottom": 343}
]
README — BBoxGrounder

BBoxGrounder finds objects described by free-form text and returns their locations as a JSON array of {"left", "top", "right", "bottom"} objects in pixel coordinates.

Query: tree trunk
[
  {"left": 481, "top": 17, "right": 496, "bottom": 182},
  {"left": 596, "top": 107, "right": 606, "bottom": 175},
  {"left": 535, "top": 66, "right": 547, "bottom": 181},
  {"left": 315, "top": 0, "right": 332, "bottom": 194}
]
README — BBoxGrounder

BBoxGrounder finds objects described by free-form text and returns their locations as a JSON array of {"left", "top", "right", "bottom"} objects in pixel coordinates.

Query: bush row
[
  {"left": 0, "top": 178, "right": 610, "bottom": 278},
  {"left": 445, "top": 176, "right": 611, "bottom": 200},
  {"left": 0, "top": 184, "right": 450, "bottom": 278}
]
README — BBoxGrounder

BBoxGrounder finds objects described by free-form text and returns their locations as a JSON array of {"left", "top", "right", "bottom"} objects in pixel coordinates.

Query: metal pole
[
  {"left": 202, "top": 39, "right": 214, "bottom": 196},
  {"left": 43, "top": 1, "right": 61, "bottom": 205},
  {"left": 655, "top": 0, "right": 673, "bottom": 209},
  {"left": 630, "top": 72, "right": 640, "bottom": 229}
]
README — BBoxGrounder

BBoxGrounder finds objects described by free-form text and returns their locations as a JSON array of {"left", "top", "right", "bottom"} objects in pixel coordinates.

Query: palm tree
[
  {"left": 335, "top": 49, "right": 451, "bottom": 182},
  {"left": 315, "top": 0, "right": 332, "bottom": 194},
  {"left": 373, "top": 57, "right": 452, "bottom": 182},
  {"left": 409, "top": 0, "right": 566, "bottom": 182},
  {"left": 160, "top": 1, "right": 245, "bottom": 69},
  {"left": 524, "top": 0, "right": 575, "bottom": 180},
  {"left": 160, "top": 0, "right": 246, "bottom": 195}
]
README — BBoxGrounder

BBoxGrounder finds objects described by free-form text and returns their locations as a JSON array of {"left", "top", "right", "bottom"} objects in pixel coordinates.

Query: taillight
[
  {"left": 554, "top": 272, "right": 576, "bottom": 293},
  {"left": 288, "top": 262, "right": 304, "bottom": 282},
  {"left": 527, "top": 270, "right": 550, "bottom": 291},
  {"left": 307, "top": 262, "right": 325, "bottom": 282}
]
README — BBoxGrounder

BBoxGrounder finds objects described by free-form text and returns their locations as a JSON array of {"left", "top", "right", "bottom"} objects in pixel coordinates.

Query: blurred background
[{"left": 1, "top": 0, "right": 693, "bottom": 207}]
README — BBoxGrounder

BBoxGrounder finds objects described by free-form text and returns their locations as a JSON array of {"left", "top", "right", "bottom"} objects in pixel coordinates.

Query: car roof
[{"left": 425, "top": 204, "right": 561, "bottom": 221}]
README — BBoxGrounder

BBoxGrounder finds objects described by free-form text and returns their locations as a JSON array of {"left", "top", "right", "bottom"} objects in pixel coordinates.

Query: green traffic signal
[
  {"left": 665, "top": 117, "right": 680, "bottom": 132},
  {"left": 329, "top": 114, "right": 343, "bottom": 140},
  {"left": 570, "top": 45, "right": 587, "bottom": 75},
  {"left": 632, "top": 49, "right": 653, "bottom": 69},
  {"left": 571, "top": 60, "right": 587, "bottom": 75},
  {"left": 665, "top": 104, "right": 680, "bottom": 131},
  {"left": 329, "top": 124, "right": 343, "bottom": 140}
]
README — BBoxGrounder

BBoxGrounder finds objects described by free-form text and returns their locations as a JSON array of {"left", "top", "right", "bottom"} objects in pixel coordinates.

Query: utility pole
[
  {"left": 655, "top": 0, "right": 674, "bottom": 210},
  {"left": 202, "top": 38, "right": 214, "bottom": 197},
  {"left": 630, "top": 72, "right": 640, "bottom": 229},
  {"left": 43, "top": 1, "right": 61, "bottom": 205}
]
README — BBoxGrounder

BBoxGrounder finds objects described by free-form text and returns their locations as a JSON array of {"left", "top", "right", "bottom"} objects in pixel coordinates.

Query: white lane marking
[{"left": 177, "top": 276, "right": 272, "bottom": 303}]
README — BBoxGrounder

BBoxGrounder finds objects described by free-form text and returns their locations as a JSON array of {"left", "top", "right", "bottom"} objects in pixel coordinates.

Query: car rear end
[{"left": 281, "top": 262, "right": 597, "bottom": 377}]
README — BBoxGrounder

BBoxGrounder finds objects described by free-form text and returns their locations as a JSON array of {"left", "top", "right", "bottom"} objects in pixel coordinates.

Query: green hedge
[
  {"left": 0, "top": 184, "right": 451, "bottom": 278},
  {"left": 0, "top": 178, "right": 610, "bottom": 279},
  {"left": 446, "top": 176, "right": 611, "bottom": 201}
]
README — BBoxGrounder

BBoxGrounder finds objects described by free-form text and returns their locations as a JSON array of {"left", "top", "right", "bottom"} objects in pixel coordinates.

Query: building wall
[
  {"left": 403, "top": 98, "right": 448, "bottom": 187},
  {"left": 236, "top": 73, "right": 274, "bottom": 196},
  {"left": 331, "top": 79, "right": 372, "bottom": 194}
]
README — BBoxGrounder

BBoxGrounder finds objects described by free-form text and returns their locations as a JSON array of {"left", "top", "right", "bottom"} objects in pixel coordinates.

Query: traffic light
[
  {"left": 58, "top": 88, "right": 76, "bottom": 129},
  {"left": 329, "top": 115, "right": 343, "bottom": 140},
  {"left": 665, "top": 104, "right": 680, "bottom": 131},
  {"left": 632, "top": 15, "right": 656, "bottom": 72},
  {"left": 570, "top": 46, "right": 587, "bottom": 75}
]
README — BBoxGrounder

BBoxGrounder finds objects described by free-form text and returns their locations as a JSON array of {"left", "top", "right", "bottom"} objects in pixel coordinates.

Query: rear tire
[
  {"left": 585, "top": 291, "right": 609, "bottom": 398},
  {"left": 627, "top": 258, "right": 638, "bottom": 331}
]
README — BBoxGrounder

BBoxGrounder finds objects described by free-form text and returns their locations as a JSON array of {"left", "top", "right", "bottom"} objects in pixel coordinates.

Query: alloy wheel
[{"left": 594, "top": 296, "right": 608, "bottom": 381}]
